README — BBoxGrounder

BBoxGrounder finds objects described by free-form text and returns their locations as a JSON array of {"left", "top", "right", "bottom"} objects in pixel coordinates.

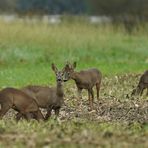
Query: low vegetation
[{"left": 0, "top": 19, "right": 148, "bottom": 147}]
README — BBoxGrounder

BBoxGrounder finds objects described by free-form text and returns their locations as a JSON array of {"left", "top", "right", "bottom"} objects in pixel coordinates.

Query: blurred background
[{"left": 0, "top": 0, "right": 148, "bottom": 32}]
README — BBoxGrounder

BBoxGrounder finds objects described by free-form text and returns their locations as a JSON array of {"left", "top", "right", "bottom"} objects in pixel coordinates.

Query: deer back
[
  {"left": 74, "top": 68, "right": 102, "bottom": 88},
  {"left": 22, "top": 85, "right": 63, "bottom": 108},
  {"left": 0, "top": 88, "right": 38, "bottom": 112}
]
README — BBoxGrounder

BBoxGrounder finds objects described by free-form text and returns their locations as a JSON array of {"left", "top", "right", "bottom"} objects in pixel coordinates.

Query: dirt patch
[
  {"left": 2, "top": 74, "right": 148, "bottom": 123},
  {"left": 61, "top": 98, "right": 148, "bottom": 123},
  {"left": 61, "top": 73, "right": 148, "bottom": 123}
]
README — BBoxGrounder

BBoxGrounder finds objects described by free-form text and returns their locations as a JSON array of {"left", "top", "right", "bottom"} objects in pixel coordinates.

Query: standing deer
[
  {"left": 0, "top": 87, "right": 44, "bottom": 121},
  {"left": 64, "top": 62, "right": 102, "bottom": 111},
  {"left": 17, "top": 63, "right": 65, "bottom": 120},
  {"left": 132, "top": 70, "right": 148, "bottom": 96}
]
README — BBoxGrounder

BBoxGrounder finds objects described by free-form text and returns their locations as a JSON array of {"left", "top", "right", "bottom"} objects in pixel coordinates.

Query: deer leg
[
  {"left": 88, "top": 89, "right": 93, "bottom": 111},
  {"left": 147, "top": 88, "right": 148, "bottom": 96},
  {"left": 45, "top": 107, "right": 52, "bottom": 120},
  {"left": 37, "top": 110, "right": 44, "bottom": 121},
  {"left": 33, "top": 110, "right": 44, "bottom": 121},
  {"left": 55, "top": 108, "right": 60, "bottom": 116},
  {"left": 139, "top": 87, "right": 144, "bottom": 96},
  {"left": 54, "top": 107, "right": 60, "bottom": 119},
  {"left": 15, "top": 113, "right": 23, "bottom": 121},
  {"left": 0, "top": 104, "right": 10, "bottom": 119},
  {"left": 131, "top": 88, "right": 136, "bottom": 96},
  {"left": 16, "top": 112, "right": 34, "bottom": 121},
  {"left": 96, "top": 83, "right": 100, "bottom": 101},
  {"left": 24, "top": 113, "right": 33, "bottom": 121},
  {"left": 77, "top": 88, "right": 82, "bottom": 106},
  {"left": 90, "top": 88, "right": 94, "bottom": 110}
]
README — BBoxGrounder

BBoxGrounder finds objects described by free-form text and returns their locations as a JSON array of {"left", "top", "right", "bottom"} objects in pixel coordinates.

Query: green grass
[
  {"left": 0, "top": 20, "right": 148, "bottom": 87},
  {"left": 0, "top": 19, "right": 148, "bottom": 147}
]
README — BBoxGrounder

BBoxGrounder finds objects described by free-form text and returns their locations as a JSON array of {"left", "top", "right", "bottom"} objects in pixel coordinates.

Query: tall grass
[{"left": 0, "top": 19, "right": 148, "bottom": 86}]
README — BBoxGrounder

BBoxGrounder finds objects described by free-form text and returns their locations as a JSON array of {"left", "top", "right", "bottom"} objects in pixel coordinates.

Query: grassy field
[
  {"left": 0, "top": 19, "right": 148, "bottom": 147},
  {"left": 0, "top": 19, "right": 148, "bottom": 86}
]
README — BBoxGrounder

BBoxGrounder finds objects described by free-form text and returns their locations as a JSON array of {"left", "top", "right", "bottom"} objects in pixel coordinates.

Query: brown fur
[
  {"left": 0, "top": 87, "right": 44, "bottom": 121},
  {"left": 64, "top": 62, "right": 102, "bottom": 110},
  {"left": 17, "top": 63, "right": 65, "bottom": 120},
  {"left": 132, "top": 70, "right": 148, "bottom": 96}
]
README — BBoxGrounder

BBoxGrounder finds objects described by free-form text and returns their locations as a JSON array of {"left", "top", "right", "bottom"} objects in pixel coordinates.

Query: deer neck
[
  {"left": 56, "top": 81, "right": 64, "bottom": 97},
  {"left": 71, "top": 72, "right": 81, "bottom": 83}
]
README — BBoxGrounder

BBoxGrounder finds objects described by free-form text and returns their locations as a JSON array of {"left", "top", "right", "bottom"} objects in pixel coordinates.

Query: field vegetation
[{"left": 0, "top": 19, "right": 148, "bottom": 147}]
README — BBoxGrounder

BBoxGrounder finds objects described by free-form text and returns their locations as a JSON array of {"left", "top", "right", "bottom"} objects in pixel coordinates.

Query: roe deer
[
  {"left": 132, "top": 70, "right": 148, "bottom": 96},
  {"left": 64, "top": 62, "right": 102, "bottom": 110},
  {"left": 17, "top": 63, "right": 65, "bottom": 120},
  {"left": 0, "top": 87, "right": 44, "bottom": 121}
]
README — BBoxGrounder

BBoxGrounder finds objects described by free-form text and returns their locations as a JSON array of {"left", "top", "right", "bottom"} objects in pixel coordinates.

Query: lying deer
[
  {"left": 64, "top": 62, "right": 102, "bottom": 110},
  {"left": 0, "top": 87, "right": 44, "bottom": 121},
  {"left": 17, "top": 63, "right": 65, "bottom": 120},
  {"left": 132, "top": 70, "right": 148, "bottom": 96}
]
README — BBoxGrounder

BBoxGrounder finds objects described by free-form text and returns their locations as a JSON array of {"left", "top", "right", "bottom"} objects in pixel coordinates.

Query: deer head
[
  {"left": 51, "top": 63, "right": 65, "bottom": 82},
  {"left": 63, "top": 62, "right": 76, "bottom": 82}
]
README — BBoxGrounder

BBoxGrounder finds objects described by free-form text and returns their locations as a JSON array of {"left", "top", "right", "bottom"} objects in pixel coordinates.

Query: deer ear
[
  {"left": 73, "top": 62, "right": 76, "bottom": 69},
  {"left": 51, "top": 63, "right": 58, "bottom": 72},
  {"left": 64, "top": 64, "right": 70, "bottom": 71}
]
